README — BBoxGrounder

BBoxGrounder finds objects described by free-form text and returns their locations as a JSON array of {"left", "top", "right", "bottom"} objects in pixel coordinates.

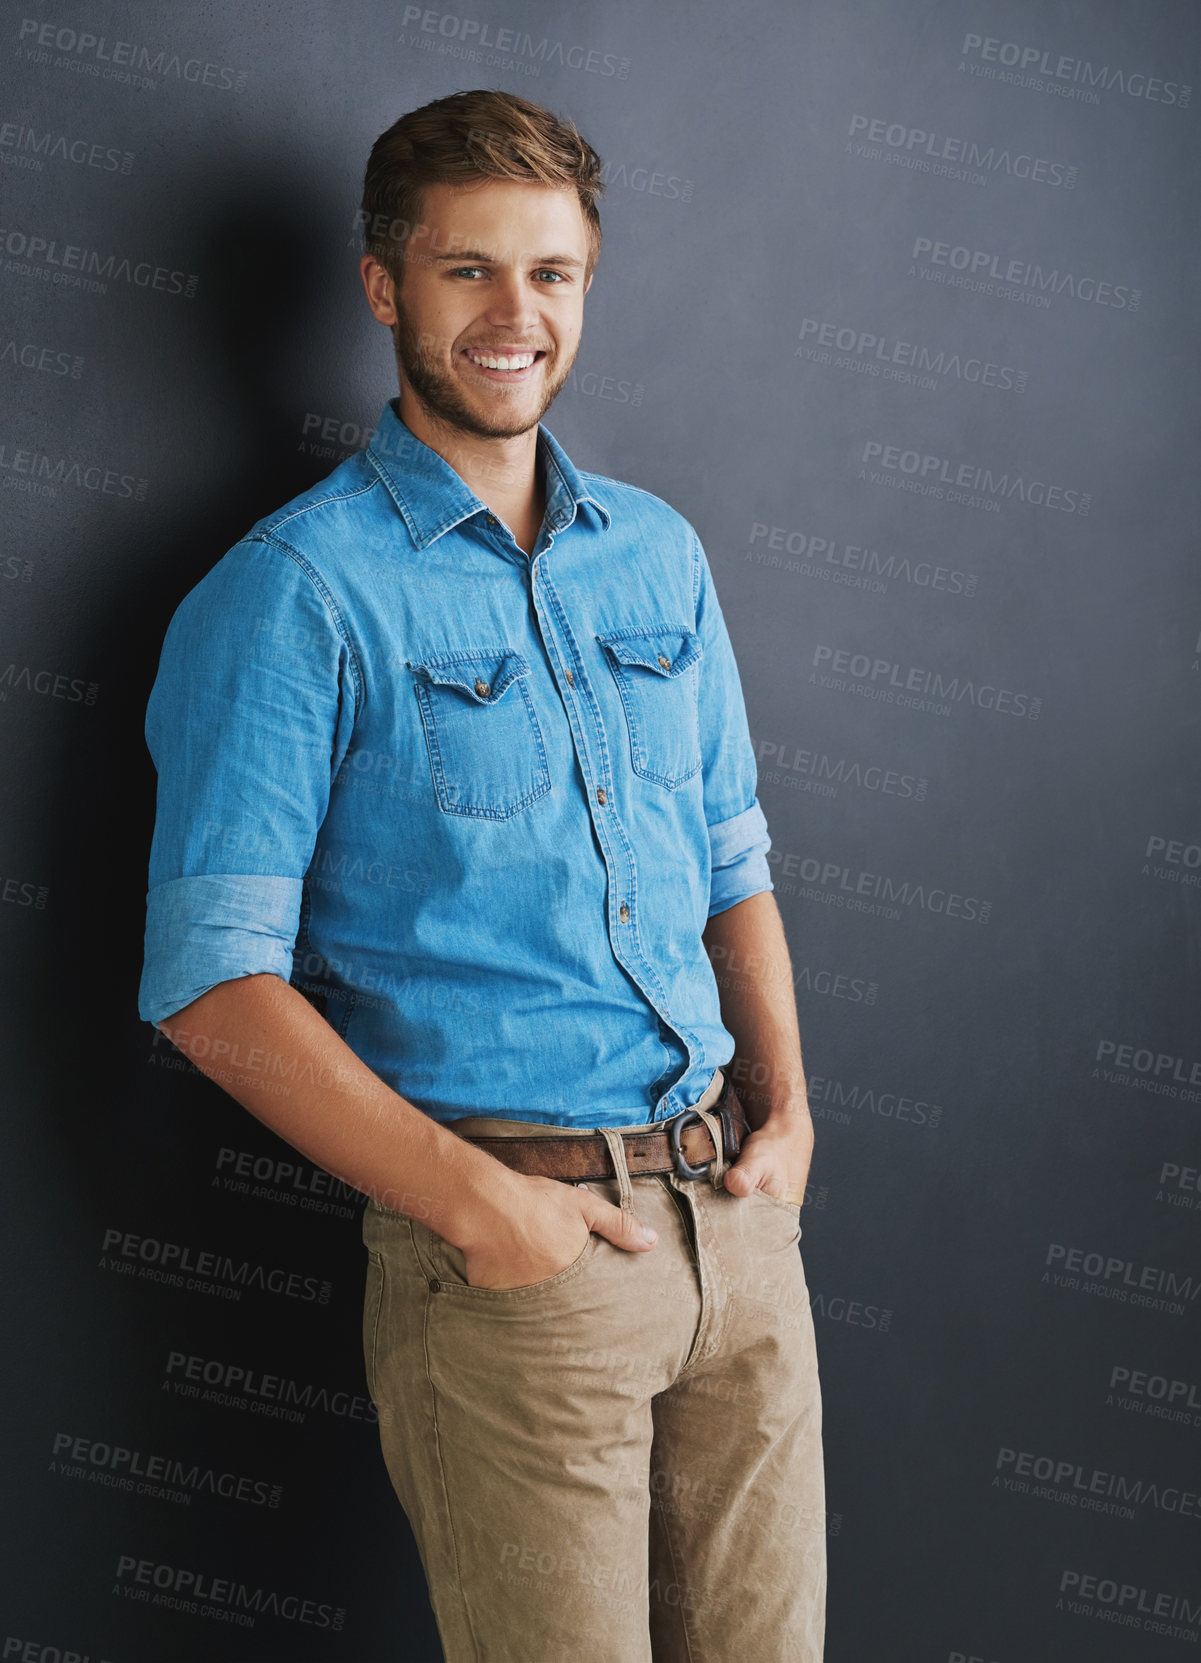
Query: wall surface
[{"left": 2, "top": 1, "right": 1199, "bottom": 1658}]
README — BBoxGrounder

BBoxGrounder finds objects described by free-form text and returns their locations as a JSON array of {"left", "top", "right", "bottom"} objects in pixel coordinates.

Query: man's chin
[
  {"left": 433, "top": 387, "right": 557, "bottom": 442},
  {"left": 449, "top": 407, "right": 543, "bottom": 442}
]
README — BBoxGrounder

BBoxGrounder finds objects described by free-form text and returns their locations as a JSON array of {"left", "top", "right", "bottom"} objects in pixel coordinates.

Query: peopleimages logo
[
  {"left": 1094, "top": 1038, "right": 1201, "bottom": 1104},
  {"left": 909, "top": 237, "right": 1141, "bottom": 312},
  {"left": 212, "top": 1145, "right": 370, "bottom": 1218},
  {"left": 15, "top": 18, "right": 250, "bottom": 93},
  {"left": 397, "top": 7, "right": 630, "bottom": 78},
  {"left": 1044, "top": 1242, "right": 1201, "bottom": 1315},
  {"left": 959, "top": 34, "right": 1191, "bottom": 109},
  {"left": 809, "top": 1292, "right": 892, "bottom": 1332},
  {"left": 1058, "top": 1570, "right": 1201, "bottom": 1645},
  {"left": 797, "top": 316, "right": 1026, "bottom": 393},
  {"left": 1, "top": 876, "right": 49, "bottom": 909},
  {"left": 768, "top": 846, "right": 989, "bottom": 925},
  {"left": 860, "top": 439, "right": 1089, "bottom": 515},
  {"left": 811, "top": 643, "right": 1042, "bottom": 721},
  {"left": 709, "top": 944, "right": 879, "bottom": 1006},
  {"left": 0, "top": 119, "right": 134, "bottom": 174},
  {"left": 847, "top": 113, "right": 1076, "bottom": 188},
  {"left": 1158, "top": 1162, "right": 1201, "bottom": 1211},
  {"left": 0, "top": 665, "right": 97, "bottom": 704},
  {"left": 1143, "top": 835, "right": 1201, "bottom": 888},
  {"left": 1109, "top": 1363, "right": 1201, "bottom": 1427},
  {"left": 0, "top": 336, "right": 84, "bottom": 376},
  {"left": 752, "top": 734, "right": 929, "bottom": 804},
  {"left": 598, "top": 156, "right": 692, "bottom": 200},
  {"left": 806, "top": 1072, "right": 943, "bottom": 1130},
  {"left": 746, "top": 520, "right": 978, "bottom": 600},
  {"left": 98, "top": 1227, "right": 332, "bottom": 1304},
  {"left": 165, "top": 1350, "right": 378, "bottom": 1426},
  {"left": 114, "top": 1553, "right": 344, "bottom": 1629},
  {"left": 996, "top": 1445, "right": 1201, "bottom": 1524},
  {"left": 0, "top": 442, "right": 147, "bottom": 501},
  {"left": 49, "top": 1431, "right": 281, "bottom": 1509},
  {"left": 0, "top": 226, "right": 199, "bottom": 298},
  {"left": 2, "top": 1637, "right": 115, "bottom": 1662}
]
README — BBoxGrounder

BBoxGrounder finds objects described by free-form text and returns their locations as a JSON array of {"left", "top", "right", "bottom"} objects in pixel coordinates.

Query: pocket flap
[
  {"left": 597, "top": 625, "right": 702, "bottom": 678},
  {"left": 410, "top": 647, "right": 530, "bottom": 703}
]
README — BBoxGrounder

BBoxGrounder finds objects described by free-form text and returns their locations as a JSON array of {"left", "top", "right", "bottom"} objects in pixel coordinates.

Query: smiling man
[{"left": 139, "top": 90, "right": 825, "bottom": 1661}]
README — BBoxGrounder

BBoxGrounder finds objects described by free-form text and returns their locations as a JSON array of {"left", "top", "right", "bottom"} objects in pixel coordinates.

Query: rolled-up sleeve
[
  {"left": 691, "top": 530, "right": 775, "bottom": 917},
  {"left": 706, "top": 798, "right": 773, "bottom": 916},
  {"left": 138, "top": 536, "right": 359, "bottom": 1025}
]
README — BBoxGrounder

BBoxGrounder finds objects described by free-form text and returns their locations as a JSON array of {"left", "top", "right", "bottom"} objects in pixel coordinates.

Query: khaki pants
[{"left": 361, "top": 1071, "right": 826, "bottom": 1661}]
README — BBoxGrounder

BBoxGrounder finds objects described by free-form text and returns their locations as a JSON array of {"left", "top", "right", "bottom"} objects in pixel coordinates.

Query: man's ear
[
  {"left": 360, "top": 254, "right": 399, "bottom": 326},
  {"left": 583, "top": 268, "right": 594, "bottom": 296}
]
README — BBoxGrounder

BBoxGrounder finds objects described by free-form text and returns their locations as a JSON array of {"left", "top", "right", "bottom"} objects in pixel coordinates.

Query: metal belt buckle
[{"left": 667, "top": 1109, "right": 715, "bottom": 1180}]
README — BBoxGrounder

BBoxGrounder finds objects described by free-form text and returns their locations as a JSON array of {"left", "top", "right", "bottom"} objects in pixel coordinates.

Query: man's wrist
[
  {"left": 438, "top": 1152, "right": 529, "bottom": 1253},
  {"left": 730, "top": 1059, "right": 812, "bottom": 1133},
  {"left": 740, "top": 1091, "right": 814, "bottom": 1136}
]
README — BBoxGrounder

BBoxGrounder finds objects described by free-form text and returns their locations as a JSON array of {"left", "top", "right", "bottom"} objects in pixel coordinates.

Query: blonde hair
[{"left": 360, "top": 89, "right": 603, "bottom": 280}]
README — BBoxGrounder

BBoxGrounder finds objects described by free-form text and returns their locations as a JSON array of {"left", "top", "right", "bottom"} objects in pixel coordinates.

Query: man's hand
[
  {"left": 721, "top": 1118, "right": 814, "bottom": 1208},
  {"left": 455, "top": 1171, "right": 658, "bottom": 1290}
]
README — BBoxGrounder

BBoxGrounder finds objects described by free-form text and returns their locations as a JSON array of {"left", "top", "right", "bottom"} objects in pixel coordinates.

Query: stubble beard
[{"left": 391, "top": 299, "right": 578, "bottom": 442}]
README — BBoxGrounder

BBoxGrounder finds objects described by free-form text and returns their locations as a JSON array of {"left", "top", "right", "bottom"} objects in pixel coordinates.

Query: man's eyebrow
[{"left": 431, "top": 249, "right": 585, "bottom": 267}]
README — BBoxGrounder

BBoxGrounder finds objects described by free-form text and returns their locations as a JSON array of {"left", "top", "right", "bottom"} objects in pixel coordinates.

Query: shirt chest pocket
[
  {"left": 596, "top": 624, "right": 704, "bottom": 790},
  {"left": 410, "top": 647, "right": 551, "bottom": 819}
]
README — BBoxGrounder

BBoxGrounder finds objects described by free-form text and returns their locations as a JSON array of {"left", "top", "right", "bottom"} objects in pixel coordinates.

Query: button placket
[{"left": 536, "top": 558, "right": 696, "bottom": 1071}]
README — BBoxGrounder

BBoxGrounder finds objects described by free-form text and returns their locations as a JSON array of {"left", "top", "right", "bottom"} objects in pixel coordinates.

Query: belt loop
[
  {"left": 597, "top": 1127, "right": 634, "bottom": 1210},
  {"left": 693, "top": 1106, "right": 727, "bottom": 1190}
]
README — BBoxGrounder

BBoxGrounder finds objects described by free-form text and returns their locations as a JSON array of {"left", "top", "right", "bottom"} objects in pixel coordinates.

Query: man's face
[{"left": 385, "top": 179, "right": 593, "bottom": 442}]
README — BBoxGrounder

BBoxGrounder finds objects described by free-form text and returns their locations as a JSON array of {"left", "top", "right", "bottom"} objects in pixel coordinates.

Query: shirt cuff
[
  {"left": 707, "top": 799, "right": 774, "bottom": 918},
  {"left": 139, "top": 873, "right": 303, "bottom": 1025}
]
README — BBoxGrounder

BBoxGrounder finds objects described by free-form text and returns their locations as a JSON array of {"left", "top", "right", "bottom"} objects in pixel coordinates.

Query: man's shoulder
[
  {"left": 244, "top": 449, "right": 385, "bottom": 555},
  {"left": 166, "top": 451, "right": 388, "bottom": 636},
  {"left": 577, "top": 467, "right": 698, "bottom": 545}
]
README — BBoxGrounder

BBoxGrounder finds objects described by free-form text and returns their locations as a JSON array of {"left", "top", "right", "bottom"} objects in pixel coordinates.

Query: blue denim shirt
[{"left": 139, "top": 398, "right": 774, "bottom": 1127}]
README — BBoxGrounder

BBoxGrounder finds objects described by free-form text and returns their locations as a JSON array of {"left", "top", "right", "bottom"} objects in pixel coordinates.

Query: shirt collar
[{"left": 366, "top": 397, "right": 611, "bottom": 550}]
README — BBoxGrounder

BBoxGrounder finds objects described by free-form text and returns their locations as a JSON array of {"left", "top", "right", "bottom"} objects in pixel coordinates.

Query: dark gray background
[{"left": 2, "top": 1, "right": 1198, "bottom": 1658}]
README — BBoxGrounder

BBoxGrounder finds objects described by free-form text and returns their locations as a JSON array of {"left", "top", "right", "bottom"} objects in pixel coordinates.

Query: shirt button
[
  {"left": 474, "top": 678, "right": 490, "bottom": 697},
  {"left": 658, "top": 654, "right": 670, "bottom": 669},
  {"left": 428, "top": 1279, "right": 441, "bottom": 1293},
  {"left": 619, "top": 903, "right": 630, "bottom": 922},
  {"left": 565, "top": 669, "right": 575, "bottom": 687},
  {"left": 596, "top": 787, "right": 607, "bottom": 805},
  {"left": 485, "top": 513, "right": 499, "bottom": 528}
]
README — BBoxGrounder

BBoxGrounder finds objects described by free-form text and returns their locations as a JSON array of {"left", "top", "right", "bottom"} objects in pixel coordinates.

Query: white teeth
[{"left": 467, "top": 351, "right": 537, "bottom": 371}]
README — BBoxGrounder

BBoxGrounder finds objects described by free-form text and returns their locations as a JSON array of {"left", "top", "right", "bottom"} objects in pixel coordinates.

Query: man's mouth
[{"left": 462, "top": 348, "right": 547, "bottom": 376}]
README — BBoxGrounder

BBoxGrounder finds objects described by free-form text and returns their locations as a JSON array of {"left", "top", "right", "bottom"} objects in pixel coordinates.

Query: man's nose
[{"left": 482, "top": 272, "right": 542, "bottom": 333}]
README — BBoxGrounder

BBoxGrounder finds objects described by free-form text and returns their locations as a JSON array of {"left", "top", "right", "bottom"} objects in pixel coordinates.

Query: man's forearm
[
  {"left": 702, "top": 890, "right": 812, "bottom": 1132},
  {"left": 158, "top": 973, "right": 521, "bottom": 1248}
]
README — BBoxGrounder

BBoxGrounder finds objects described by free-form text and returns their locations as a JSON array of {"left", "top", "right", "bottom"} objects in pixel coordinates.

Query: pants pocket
[
  {"left": 413, "top": 1218, "right": 601, "bottom": 1298},
  {"left": 743, "top": 1186, "right": 803, "bottom": 1246}
]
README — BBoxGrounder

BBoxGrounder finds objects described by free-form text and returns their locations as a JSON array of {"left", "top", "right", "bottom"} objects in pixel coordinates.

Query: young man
[{"left": 140, "top": 90, "right": 825, "bottom": 1661}]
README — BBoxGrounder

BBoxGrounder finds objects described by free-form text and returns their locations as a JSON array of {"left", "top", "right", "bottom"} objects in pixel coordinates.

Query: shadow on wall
[
  {"left": 17, "top": 151, "right": 436, "bottom": 1652},
  {"left": 68, "top": 165, "right": 352, "bottom": 1126}
]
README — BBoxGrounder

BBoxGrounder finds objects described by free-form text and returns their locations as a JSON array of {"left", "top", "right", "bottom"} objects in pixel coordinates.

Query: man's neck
[{"left": 398, "top": 389, "right": 547, "bottom": 557}]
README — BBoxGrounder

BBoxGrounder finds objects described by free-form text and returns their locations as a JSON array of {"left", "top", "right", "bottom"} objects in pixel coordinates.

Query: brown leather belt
[{"left": 453, "top": 1076, "right": 751, "bottom": 1183}]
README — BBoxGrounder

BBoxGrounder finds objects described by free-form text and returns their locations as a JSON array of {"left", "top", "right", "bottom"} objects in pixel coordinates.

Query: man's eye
[
  {"left": 450, "top": 266, "right": 486, "bottom": 279},
  {"left": 534, "top": 269, "right": 566, "bottom": 283}
]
